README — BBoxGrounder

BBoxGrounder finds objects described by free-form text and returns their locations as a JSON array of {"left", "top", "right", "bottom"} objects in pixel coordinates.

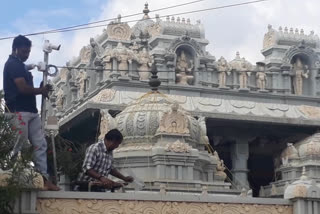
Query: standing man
[
  {"left": 3, "top": 35, "right": 59, "bottom": 191},
  {"left": 78, "top": 129, "right": 134, "bottom": 192}
]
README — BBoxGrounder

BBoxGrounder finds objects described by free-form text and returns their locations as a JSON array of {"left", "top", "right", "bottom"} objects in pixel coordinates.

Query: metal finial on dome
[
  {"left": 149, "top": 65, "right": 161, "bottom": 91},
  {"left": 143, "top": 2, "right": 150, "bottom": 19}
]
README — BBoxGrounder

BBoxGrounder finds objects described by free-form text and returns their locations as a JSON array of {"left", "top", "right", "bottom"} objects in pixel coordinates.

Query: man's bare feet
[{"left": 43, "top": 179, "right": 61, "bottom": 191}]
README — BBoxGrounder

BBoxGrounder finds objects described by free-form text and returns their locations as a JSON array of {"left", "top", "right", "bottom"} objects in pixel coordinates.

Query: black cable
[
  {"left": 0, "top": 0, "right": 204, "bottom": 40},
  {"left": 0, "top": 0, "right": 270, "bottom": 40}
]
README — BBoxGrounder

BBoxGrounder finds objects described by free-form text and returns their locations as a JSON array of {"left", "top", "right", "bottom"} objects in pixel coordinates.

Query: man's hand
[
  {"left": 99, "top": 177, "right": 115, "bottom": 189},
  {"left": 123, "top": 176, "right": 134, "bottom": 183},
  {"left": 40, "top": 82, "right": 53, "bottom": 99}
]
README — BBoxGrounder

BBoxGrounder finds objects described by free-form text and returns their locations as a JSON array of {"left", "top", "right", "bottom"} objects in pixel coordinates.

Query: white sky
[{"left": 0, "top": 0, "right": 319, "bottom": 92}]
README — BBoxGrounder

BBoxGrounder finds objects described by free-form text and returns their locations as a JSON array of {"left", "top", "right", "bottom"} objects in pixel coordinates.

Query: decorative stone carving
[
  {"left": 215, "top": 159, "right": 227, "bottom": 181},
  {"left": 147, "top": 22, "right": 162, "bottom": 37},
  {"left": 55, "top": 87, "right": 65, "bottom": 111},
  {"left": 79, "top": 46, "right": 91, "bottom": 65},
  {"left": 77, "top": 70, "right": 87, "bottom": 98},
  {"left": 98, "top": 109, "right": 116, "bottom": 140},
  {"left": 167, "top": 35, "right": 205, "bottom": 56},
  {"left": 238, "top": 58, "right": 252, "bottom": 89},
  {"left": 158, "top": 103, "right": 189, "bottom": 134},
  {"left": 217, "top": 56, "right": 231, "bottom": 88},
  {"left": 175, "top": 50, "right": 194, "bottom": 85},
  {"left": 198, "top": 116, "right": 209, "bottom": 145},
  {"left": 291, "top": 57, "right": 309, "bottom": 95},
  {"left": 230, "top": 52, "right": 252, "bottom": 89},
  {"left": 101, "top": 46, "right": 113, "bottom": 71},
  {"left": 37, "top": 199, "right": 293, "bottom": 214},
  {"left": 113, "top": 42, "right": 132, "bottom": 76},
  {"left": 298, "top": 105, "right": 320, "bottom": 119},
  {"left": 114, "top": 144, "right": 153, "bottom": 153},
  {"left": 263, "top": 25, "right": 277, "bottom": 49},
  {"left": 165, "top": 140, "right": 192, "bottom": 153},
  {"left": 91, "top": 89, "right": 116, "bottom": 103},
  {"left": 256, "top": 62, "right": 267, "bottom": 91},
  {"left": 136, "top": 48, "right": 153, "bottom": 81},
  {"left": 106, "top": 22, "right": 131, "bottom": 41},
  {"left": 280, "top": 143, "right": 299, "bottom": 166},
  {"left": 89, "top": 38, "right": 103, "bottom": 67}
]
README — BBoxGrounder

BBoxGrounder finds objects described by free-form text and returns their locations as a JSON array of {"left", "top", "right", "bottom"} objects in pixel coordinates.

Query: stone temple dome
[
  {"left": 98, "top": 91, "right": 231, "bottom": 192},
  {"left": 131, "top": 3, "right": 155, "bottom": 38},
  {"left": 297, "top": 132, "right": 320, "bottom": 158},
  {"left": 115, "top": 91, "right": 203, "bottom": 149}
]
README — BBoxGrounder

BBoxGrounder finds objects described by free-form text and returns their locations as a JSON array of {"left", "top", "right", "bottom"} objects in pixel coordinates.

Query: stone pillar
[
  {"left": 281, "top": 65, "right": 291, "bottom": 95},
  {"left": 231, "top": 138, "right": 249, "bottom": 189}
]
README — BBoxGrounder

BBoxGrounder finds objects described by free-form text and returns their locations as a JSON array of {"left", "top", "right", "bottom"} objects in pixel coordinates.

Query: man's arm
[
  {"left": 14, "top": 78, "right": 44, "bottom": 95},
  {"left": 110, "top": 168, "right": 133, "bottom": 183}
]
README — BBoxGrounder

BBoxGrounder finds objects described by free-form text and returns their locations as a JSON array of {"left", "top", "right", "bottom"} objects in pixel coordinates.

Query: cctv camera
[{"left": 43, "top": 40, "right": 61, "bottom": 53}]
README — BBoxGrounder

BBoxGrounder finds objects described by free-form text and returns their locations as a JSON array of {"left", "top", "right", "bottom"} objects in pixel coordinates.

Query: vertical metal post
[
  {"left": 41, "top": 52, "right": 49, "bottom": 130},
  {"left": 50, "top": 131, "right": 58, "bottom": 184}
]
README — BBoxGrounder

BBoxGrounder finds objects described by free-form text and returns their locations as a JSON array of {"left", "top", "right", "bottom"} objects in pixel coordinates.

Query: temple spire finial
[
  {"left": 149, "top": 65, "right": 161, "bottom": 92},
  {"left": 143, "top": 2, "right": 150, "bottom": 19}
]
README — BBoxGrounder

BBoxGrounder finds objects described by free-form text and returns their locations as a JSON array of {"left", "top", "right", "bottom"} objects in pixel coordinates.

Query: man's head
[
  {"left": 12, "top": 35, "right": 32, "bottom": 62},
  {"left": 104, "top": 129, "right": 123, "bottom": 151}
]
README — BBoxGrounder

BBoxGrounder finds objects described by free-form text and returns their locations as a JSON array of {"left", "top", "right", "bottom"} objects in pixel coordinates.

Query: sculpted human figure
[
  {"left": 114, "top": 42, "right": 131, "bottom": 76},
  {"left": 137, "top": 48, "right": 153, "bottom": 81},
  {"left": 238, "top": 58, "right": 251, "bottom": 89},
  {"left": 256, "top": 62, "right": 267, "bottom": 91},
  {"left": 217, "top": 56, "right": 231, "bottom": 88},
  {"left": 77, "top": 70, "right": 87, "bottom": 98},
  {"left": 292, "top": 57, "right": 309, "bottom": 95},
  {"left": 176, "top": 50, "right": 194, "bottom": 85}
]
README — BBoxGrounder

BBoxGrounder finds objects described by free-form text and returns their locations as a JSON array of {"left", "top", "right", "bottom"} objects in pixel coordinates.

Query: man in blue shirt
[{"left": 3, "top": 35, "right": 59, "bottom": 191}]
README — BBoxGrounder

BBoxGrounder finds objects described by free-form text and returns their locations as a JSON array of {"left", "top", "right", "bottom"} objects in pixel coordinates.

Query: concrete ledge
[{"left": 38, "top": 191, "right": 292, "bottom": 205}]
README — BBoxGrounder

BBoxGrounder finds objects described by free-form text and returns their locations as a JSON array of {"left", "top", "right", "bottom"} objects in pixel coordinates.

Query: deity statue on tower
[
  {"left": 291, "top": 57, "right": 309, "bottom": 95},
  {"left": 175, "top": 50, "right": 194, "bottom": 85}
]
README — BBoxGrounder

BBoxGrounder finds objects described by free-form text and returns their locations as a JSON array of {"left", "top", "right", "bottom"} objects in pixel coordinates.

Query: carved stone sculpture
[
  {"left": 130, "top": 41, "right": 140, "bottom": 54},
  {"left": 217, "top": 56, "right": 231, "bottom": 88},
  {"left": 137, "top": 48, "right": 153, "bottom": 81},
  {"left": 55, "top": 88, "right": 64, "bottom": 111},
  {"left": 77, "top": 70, "right": 87, "bottom": 98},
  {"left": 256, "top": 62, "right": 267, "bottom": 91},
  {"left": 175, "top": 50, "right": 194, "bottom": 85},
  {"left": 292, "top": 57, "right": 309, "bottom": 95},
  {"left": 158, "top": 103, "right": 189, "bottom": 134},
  {"left": 89, "top": 38, "right": 103, "bottom": 67},
  {"left": 216, "top": 160, "right": 227, "bottom": 181},
  {"left": 98, "top": 109, "right": 116, "bottom": 140},
  {"left": 165, "top": 140, "right": 192, "bottom": 153},
  {"left": 238, "top": 58, "right": 251, "bottom": 89},
  {"left": 101, "top": 47, "right": 113, "bottom": 71},
  {"left": 79, "top": 46, "right": 91, "bottom": 65},
  {"left": 113, "top": 42, "right": 132, "bottom": 76},
  {"left": 106, "top": 22, "right": 131, "bottom": 41}
]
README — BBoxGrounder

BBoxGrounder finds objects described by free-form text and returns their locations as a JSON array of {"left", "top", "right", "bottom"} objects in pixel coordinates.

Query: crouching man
[{"left": 77, "top": 129, "right": 133, "bottom": 192}]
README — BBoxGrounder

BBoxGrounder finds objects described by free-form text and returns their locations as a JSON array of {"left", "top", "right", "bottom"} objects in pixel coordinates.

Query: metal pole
[
  {"left": 50, "top": 131, "right": 58, "bottom": 184},
  {"left": 41, "top": 52, "right": 49, "bottom": 130}
]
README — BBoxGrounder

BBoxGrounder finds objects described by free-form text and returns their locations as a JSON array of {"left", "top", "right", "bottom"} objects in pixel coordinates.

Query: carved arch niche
[
  {"left": 175, "top": 45, "right": 196, "bottom": 85},
  {"left": 283, "top": 43, "right": 319, "bottom": 96}
]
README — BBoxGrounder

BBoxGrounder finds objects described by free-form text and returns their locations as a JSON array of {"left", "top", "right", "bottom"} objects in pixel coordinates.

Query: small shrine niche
[
  {"left": 175, "top": 46, "right": 195, "bottom": 85},
  {"left": 290, "top": 54, "right": 310, "bottom": 95}
]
